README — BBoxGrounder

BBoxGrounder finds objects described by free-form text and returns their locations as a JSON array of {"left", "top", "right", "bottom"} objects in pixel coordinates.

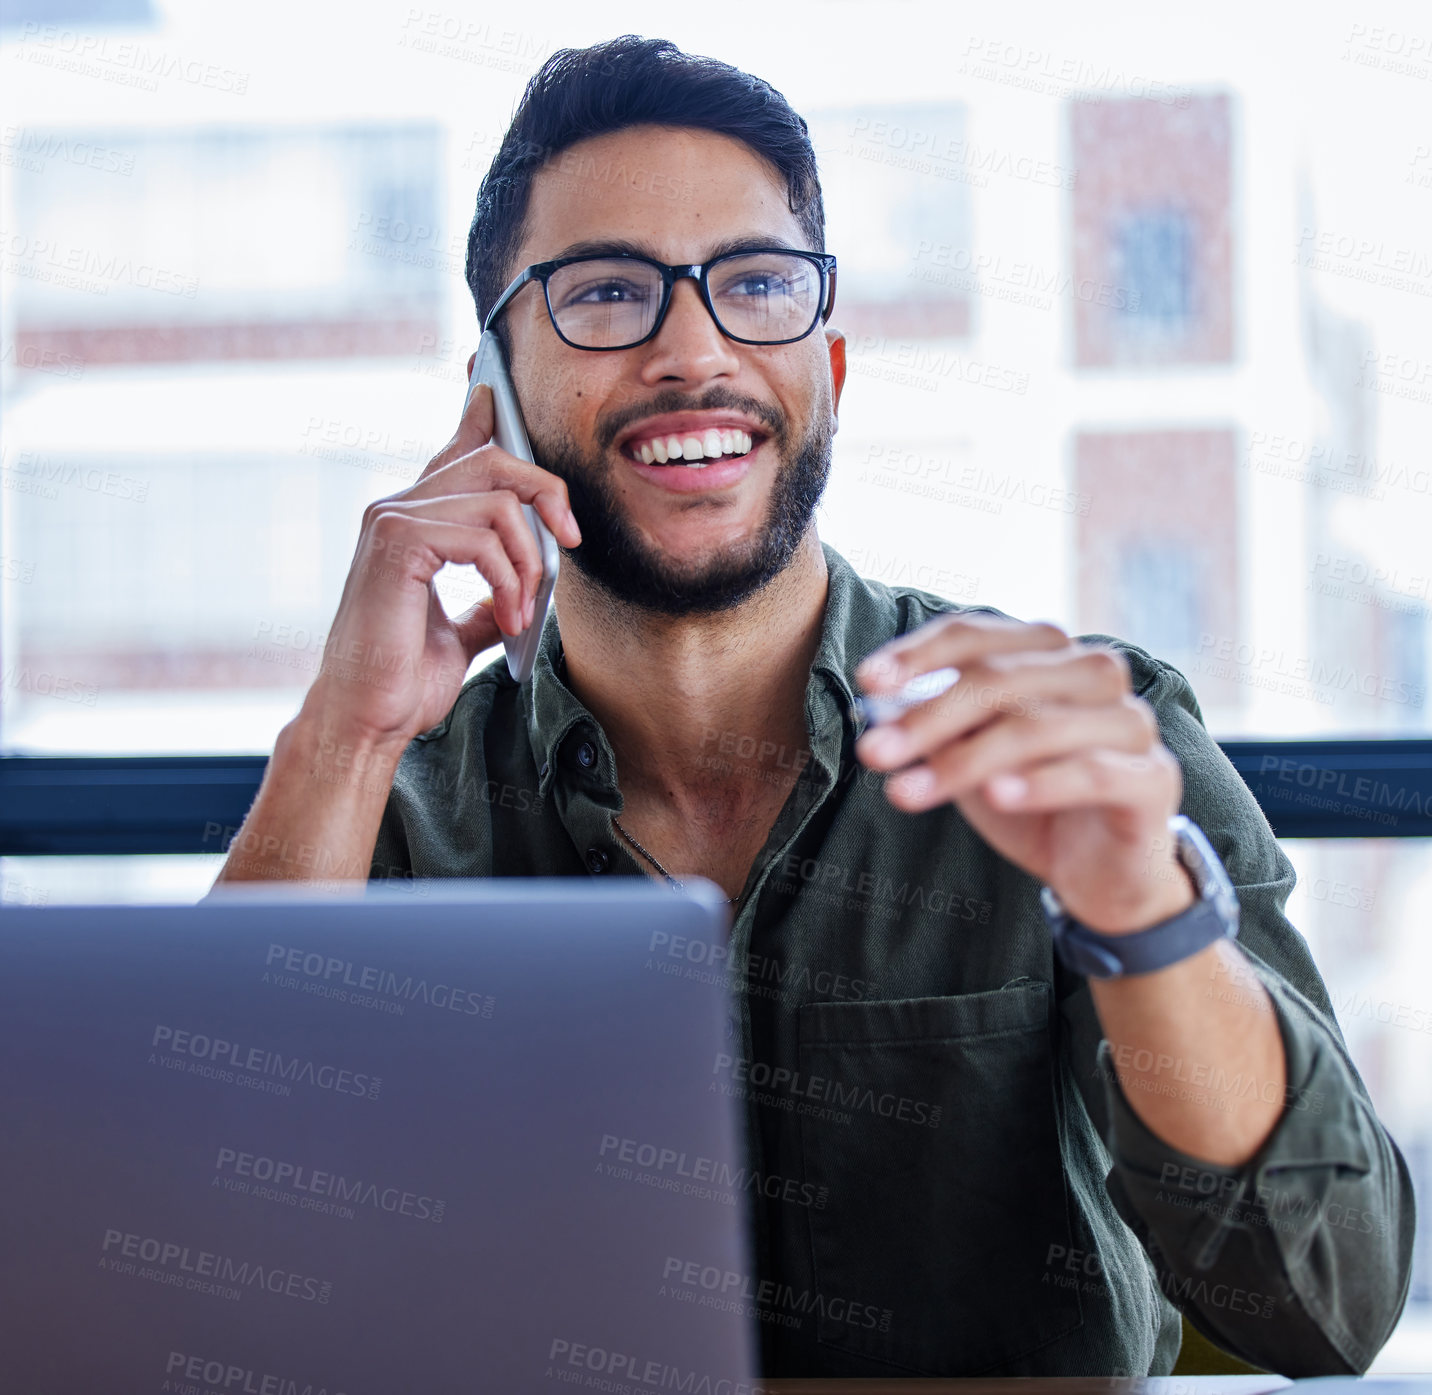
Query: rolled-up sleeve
[
  {"left": 1098, "top": 964, "right": 1415, "bottom": 1374},
  {"left": 1066, "top": 639, "right": 1417, "bottom": 1375}
]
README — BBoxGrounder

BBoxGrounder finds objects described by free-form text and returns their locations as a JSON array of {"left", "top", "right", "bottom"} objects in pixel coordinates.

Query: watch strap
[
  {"left": 1044, "top": 890, "right": 1234, "bottom": 979},
  {"left": 1041, "top": 817, "right": 1240, "bottom": 979}
]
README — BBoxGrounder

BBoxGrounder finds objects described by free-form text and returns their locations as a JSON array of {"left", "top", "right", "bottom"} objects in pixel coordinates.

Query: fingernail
[
  {"left": 892, "top": 768, "right": 934, "bottom": 805},
  {"left": 857, "top": 653, "right": 905, "bottom": 688},
  {"left": 987, "top": 774, "right": 1027, "bottom": 805},
  {"left": 858, "top": 727, "right": 907, "bottom": 764}
]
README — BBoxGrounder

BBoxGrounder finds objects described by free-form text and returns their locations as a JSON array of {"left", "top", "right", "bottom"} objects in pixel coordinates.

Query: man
[{"left": 216, "top": 35, "right": 1414, "bottom": 1378}]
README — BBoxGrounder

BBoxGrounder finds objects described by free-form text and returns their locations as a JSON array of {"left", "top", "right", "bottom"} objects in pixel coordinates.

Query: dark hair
[{"left": 464, "top": 35, "right": 825, "bottom": 334}]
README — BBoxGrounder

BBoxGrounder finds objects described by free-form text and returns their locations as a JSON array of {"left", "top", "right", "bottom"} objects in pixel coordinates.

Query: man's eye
[
  {"left": 716, "top": 271, "right": 795, "bottom": 300},
  {"left": 564, "top": 278, "right": 648, "bottom": 305}
]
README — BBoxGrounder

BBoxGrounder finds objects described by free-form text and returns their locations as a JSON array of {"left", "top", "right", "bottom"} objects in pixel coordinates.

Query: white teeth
[{"left": 631, "top": 427, "right": 758, "bottom": 467}]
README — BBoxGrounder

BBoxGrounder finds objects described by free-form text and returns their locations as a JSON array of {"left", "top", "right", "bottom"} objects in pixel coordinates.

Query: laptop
[{"left": 0, "top": 879, "right": 759, "bottom": 1394}]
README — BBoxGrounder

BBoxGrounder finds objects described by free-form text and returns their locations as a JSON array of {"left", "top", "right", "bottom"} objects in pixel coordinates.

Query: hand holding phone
[
  {"left": 300, "top": 333, "right": 578, "bottom": 760},
  {"left": 217, "top": 340, "right": 580, "bottom": 888},
  {"left": 464, "top": 331, "right": 561, "bottom": 684}
]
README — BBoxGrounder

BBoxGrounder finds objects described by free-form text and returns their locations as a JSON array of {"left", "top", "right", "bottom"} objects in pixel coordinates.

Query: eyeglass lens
[{"left": 545, "top": 253, "right": 823, "bottom": 348}]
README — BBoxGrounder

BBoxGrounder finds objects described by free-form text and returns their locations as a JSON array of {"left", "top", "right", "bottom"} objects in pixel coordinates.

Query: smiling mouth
[{"left": 622, "top": 427, "right": 762, "bottom": 469}]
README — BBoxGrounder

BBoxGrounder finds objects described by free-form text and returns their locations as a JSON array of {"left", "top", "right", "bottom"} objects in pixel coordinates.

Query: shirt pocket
[{"left": 796, "top": 980, "right": 1082, "bottom": 1374}]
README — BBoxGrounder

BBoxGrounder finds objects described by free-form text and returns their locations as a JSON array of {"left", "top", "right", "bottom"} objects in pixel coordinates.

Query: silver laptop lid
[{"left": 0, "top": 879, "right": 758, "bottom": 1394}]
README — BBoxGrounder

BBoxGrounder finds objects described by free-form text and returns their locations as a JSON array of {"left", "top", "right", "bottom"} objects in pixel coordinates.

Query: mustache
[{"left": 594, "top": 386, "right": 785, "bottom": 452}]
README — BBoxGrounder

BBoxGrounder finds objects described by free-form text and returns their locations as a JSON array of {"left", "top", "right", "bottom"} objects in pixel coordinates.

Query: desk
[{"left": 767, "top": 1379, "right": 1293, "bottom": 1394}]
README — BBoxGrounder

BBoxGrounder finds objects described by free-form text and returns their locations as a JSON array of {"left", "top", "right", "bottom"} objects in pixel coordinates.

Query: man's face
[{"left": 501, "top": 124, "right": 846, "bottom": 616}]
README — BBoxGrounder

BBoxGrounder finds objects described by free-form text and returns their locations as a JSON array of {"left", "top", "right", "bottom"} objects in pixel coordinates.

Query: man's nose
[{"left": 638, "top": 276, "right": 742, "bottom": 386}]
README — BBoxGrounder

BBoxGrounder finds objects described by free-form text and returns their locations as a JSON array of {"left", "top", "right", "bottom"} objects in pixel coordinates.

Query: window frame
[{"left": 4, "top": 740, "right": 1432, "bottom": 855}]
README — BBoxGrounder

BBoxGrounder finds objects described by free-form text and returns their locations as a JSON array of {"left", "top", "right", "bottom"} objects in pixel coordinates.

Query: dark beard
[{"left": 529, "top": 388, "right": 833, "bottom": 617}]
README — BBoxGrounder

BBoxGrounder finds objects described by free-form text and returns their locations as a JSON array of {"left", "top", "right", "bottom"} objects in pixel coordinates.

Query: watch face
[{"left": 1172, "top": 816, "right": 1241, "bottom": 932}]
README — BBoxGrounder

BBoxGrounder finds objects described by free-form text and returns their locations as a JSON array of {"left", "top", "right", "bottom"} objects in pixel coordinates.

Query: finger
[
  {"left": 367, "top": 491, "right": 545, "bottom": 617},
  {"left": 855, "top": 613, "right": 1070, "bottom": 694},
  {"left": 361, "top": 497, "right": 536, "bottom": 635},
  {"left": 455, "top": 375, "right": 497, "bottom": 453},
  {"left": 416, "top": 378, "right": 496, "bottom": 487},
  {"left": 977, "top": 746, "right": 1182, "bottom": 815},
  {"left": 877, "top": 698, "right": 1161, "bottom": 810},
  {"left": 452, "top": 595, "right": 505, "bottom": 664},
  {"left": 859, "top": 647, "right": 1132, "bottom": 759},
  {"left": 405, "top": 444, "right": 583, "bottom": 550},
  {"left": 361, "top": 513, "right": 528, "bottom": 635}
]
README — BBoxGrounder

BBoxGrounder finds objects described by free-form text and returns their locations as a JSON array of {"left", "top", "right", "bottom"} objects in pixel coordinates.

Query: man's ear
[{"left": 825, "top": 327, "right": 847, "bottom": 417}]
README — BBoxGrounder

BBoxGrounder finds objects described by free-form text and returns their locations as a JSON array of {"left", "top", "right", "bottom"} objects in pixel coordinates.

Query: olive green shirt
[{"left": 371, "top": 541, "right": 1414, "bottom": 1378}]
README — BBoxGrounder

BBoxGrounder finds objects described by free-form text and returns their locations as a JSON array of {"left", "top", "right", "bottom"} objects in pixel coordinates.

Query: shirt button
[
  {"left": 586, "top": 846, "right": 610, "bottom": 874},
  {"left": 575, "top": 740, "right": 597, "bottom": 769}
]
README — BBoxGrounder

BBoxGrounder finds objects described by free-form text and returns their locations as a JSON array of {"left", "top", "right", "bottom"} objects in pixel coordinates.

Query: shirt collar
[{"left": 522, "top": 542, "right": 900, "bottom": 798}]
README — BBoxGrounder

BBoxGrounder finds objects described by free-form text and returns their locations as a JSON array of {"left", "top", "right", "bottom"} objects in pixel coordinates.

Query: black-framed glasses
[{"left": 483, "top": 247, "right": 838, "bottom": 350}]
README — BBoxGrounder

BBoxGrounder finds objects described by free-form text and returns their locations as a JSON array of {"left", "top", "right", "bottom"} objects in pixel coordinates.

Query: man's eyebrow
[{"left": 548, "top": 235, "right": 813, "bottom": 263}]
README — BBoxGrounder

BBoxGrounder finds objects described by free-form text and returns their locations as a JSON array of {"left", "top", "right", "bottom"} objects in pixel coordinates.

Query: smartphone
[{"left": 464, "top": 330, "right": 561, "bottom": 684}]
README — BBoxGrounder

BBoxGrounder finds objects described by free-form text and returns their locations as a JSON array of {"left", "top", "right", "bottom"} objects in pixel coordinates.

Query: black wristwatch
[{"left": 1040, "top": 816, "right": 1240, "bottom": 979}]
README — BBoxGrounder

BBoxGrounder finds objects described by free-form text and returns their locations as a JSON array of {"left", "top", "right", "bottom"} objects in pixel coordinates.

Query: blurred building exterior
[{"left": 2, "top": 16, "right": 1428, "bottom": 1352}]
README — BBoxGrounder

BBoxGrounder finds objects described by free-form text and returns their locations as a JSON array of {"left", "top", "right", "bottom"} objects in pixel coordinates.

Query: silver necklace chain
[{"left": 611, "top": 815, "right": 741, "bottom": 905}]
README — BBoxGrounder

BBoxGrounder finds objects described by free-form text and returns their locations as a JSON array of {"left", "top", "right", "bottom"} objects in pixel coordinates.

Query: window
[
  {"left": 1069, "top": 93, "right": 1233, "bottom": 366},
  {"left": 1111, "top": 207, "right": 1196, "bottom": 339},
  {"left": 1116, "top": 541, "right": 1203, "bottom": 657}
]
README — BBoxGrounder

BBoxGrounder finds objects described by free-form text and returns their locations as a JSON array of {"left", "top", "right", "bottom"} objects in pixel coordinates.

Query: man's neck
[{"left": 554, "top": 532, "right": 829, "bottom": 818}]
